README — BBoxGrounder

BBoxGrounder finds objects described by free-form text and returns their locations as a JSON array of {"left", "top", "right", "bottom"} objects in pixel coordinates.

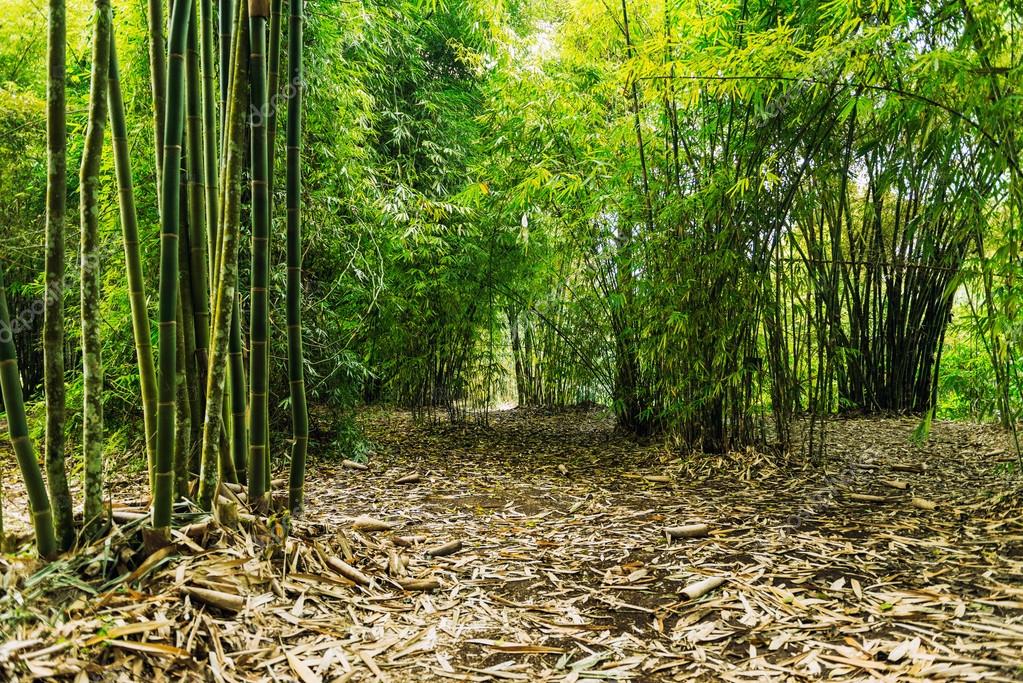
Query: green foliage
[{"left": 0, "top": 0, "right": 1021, "bottom": 472}]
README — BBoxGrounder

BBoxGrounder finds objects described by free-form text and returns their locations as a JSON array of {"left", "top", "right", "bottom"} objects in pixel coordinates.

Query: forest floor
[{"left": 3, "top": 408, "right": 1023, "bottom": 681}]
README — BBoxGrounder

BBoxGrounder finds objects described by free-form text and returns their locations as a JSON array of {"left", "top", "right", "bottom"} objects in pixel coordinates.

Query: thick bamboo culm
[
  {"left": 153, "top": 0, "right": 194, "bottom": 535},
  {"left": 286, "top": 0, "right": 309, "bottom": 513},
  {"left": 44, "top": 0, "right": 74, "bottom": 552},
  {"left": 0, "top": 263, "right": 57, "bottom": 559},
  {"left": 247, "top": 0, "right": 271, "bottom": 506},
  {"left": 80, "top": 0, "right": 112, "bottom": 534}
]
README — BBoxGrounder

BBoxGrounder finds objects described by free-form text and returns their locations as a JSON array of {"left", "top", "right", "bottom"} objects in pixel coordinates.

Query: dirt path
[{"left": 3, "top": 410, "right": 1023, "bottom": 681}]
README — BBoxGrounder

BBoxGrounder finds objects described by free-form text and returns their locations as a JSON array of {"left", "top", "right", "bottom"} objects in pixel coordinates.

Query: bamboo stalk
[
  {"left": 199, "top": 1, "right": 249, "bottom": 510},
  {"left": 0, "top": 263, "right": 57, "bottom": 559},
  {"left": 107, "top": 37, "right": 158, "bottom": 491},
  {"left": 153, "top": 0, "right": 195, "bottom": 536},
  {"left": 185, "top": 4, "right": 211, "bottom": 446},
  {"left": 80, "top": 0, "right": 112, "bottom": 535},
  {"left": 266, "top": 0, "right": 283, "bottom": 200},
  {"left": 199, "top": 0, "right": 220, "bottom": 278},
  {"left": 230, "top": 295, "right": 248, "bottom": 482},
  {"left": 247, "top": 0, "right": 271, "bottom": 507},
  {"left": 218, "top": 0, "right": 233, "bottom": 126},
  {"left": 44, "top": 0, "right": 74, "bottom": 551},
  {"left": 146, "top": 0, "right": 167, "bottom": 197},
  {"left": 285, "top": 0, "right": 309, "bottom": 514}
]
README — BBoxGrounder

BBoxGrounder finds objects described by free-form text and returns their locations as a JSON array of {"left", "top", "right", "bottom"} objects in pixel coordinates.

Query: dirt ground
[{"left": 2, "top": 408, "right": 1023, "bottom": 681}]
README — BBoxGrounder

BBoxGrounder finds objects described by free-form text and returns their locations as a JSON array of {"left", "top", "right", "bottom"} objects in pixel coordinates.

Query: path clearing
[{"left": 3, "top": 409, "right": 1023, "bottom": 681}]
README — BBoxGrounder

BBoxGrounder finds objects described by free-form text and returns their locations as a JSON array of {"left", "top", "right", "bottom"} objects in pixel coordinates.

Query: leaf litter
[{"left": 2, "top": 408, "right": 1023, "bottom": 681}]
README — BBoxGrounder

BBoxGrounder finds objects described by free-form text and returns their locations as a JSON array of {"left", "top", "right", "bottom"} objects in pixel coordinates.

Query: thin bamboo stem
[
  {"left": 107, "top": 36, "right": 158, "bottom": 491},
  {"left": 286, "top": 0, "right": 308, "bottom": 514}
]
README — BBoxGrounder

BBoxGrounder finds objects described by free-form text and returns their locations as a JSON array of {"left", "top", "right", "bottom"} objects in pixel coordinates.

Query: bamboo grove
[
  {"left": 0, "top": 0, "right": 310, "bottom": 557},
  {"left": 0, "top": 0, "right": 1020, "bottom": 557}
]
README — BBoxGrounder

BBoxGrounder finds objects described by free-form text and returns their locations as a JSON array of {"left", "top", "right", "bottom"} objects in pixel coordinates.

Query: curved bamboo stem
[{"left": 0, "top": 264, "right": 57, "bottom": 559}]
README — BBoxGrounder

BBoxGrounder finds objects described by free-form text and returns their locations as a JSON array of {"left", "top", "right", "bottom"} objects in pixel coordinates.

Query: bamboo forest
[{"left": 2, "top": 0, "right": 1023, "bottom": 679}]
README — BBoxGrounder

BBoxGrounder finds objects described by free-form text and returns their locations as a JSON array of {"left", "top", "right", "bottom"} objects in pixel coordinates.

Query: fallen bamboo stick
[
  {"left": 398, "top": 577, "right": 441, "bottom": 591},
  {"left": 880, "top": 479, "right": 909, "bottom": 490},
  {"left": 910, "top": 497, "right": 937, "bottom": 511},
  {"left": 181, "top": 585, "right": 245, "bottom": 612},
  {"left": 846, "top": 493, "right": 891, "bottom": 503},
  {"left": 393, "top": 535, "right": 427, "bottom": 547},
  {"left": 681, "top": 576, "right": 725, "bottom": 600},
  {"left": 111, "top": 510, "right": 148, "bottom": 523},
  {"left": 352, "top": 516, "right": 396, "bottom": 531},
  {"left": 426, "top": 540, "right": 463, "bottom": 557},
  {"left": 325, "top": 556, "right": 372, "bottom": 586},
  {"left": 665, "top": 524, "right": 709, "bottom": 539},
  {"left": 342, "top": 460, "right": 369, "bottom": 471},
  {"left": 891, "top": 463, "right": 926, "bottom": 473}
]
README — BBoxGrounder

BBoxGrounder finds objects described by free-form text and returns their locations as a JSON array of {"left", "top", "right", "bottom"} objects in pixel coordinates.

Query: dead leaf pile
[{"left": 1, "top": 409, "right": 1022, "bottom": 681}]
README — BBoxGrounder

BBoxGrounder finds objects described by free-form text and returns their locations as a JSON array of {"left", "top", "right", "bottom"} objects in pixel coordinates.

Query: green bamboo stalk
[
  {"left": 286, "top": 0, "right": 308, "bottom": 514},
  {"left": 80, "top": 0, "right": 112, "bottom": 535},
  {"left": 108, "top": 37, "right": 158, "bottom": 488},
  {"left": 186, "top": 5, "right": 211, "bottom": 441},
  {"left": 178, "top": 168, "right": 201, "bottom": 471},
  {"left": 153, "top": 0, "right": 194, "bottom": 536},
  {"left": 198, "top": 1, "right": 249, "bottom": 509},
  {"left": 147, "top": 0, "right": 167, "bottom": 198},
  {"left": 230, "top": 294, "right": 248, "bottom": 481},
  {"left": 247, "top": 0, "right": 271, "bottom": 507},
  {"left": 218, "top": 0, "right": 248, "bottom": 486},
  {"left": 266, "top": 0, "right": 283, "bottom": 201},
  {"left": 44, "top": 0, "right": 74, "bottom": 551},
  {"left": 0, "top": 264, "right": 57, "bottom": 559},
  {"left": 174, "top": 289, "right": 192, "bottom": 497},
  {"left": 200, "top": 0, "right": 220, "bottom": 283},
  {"left": 219, "top": 0, "right": 233, "bottom": 127}
]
